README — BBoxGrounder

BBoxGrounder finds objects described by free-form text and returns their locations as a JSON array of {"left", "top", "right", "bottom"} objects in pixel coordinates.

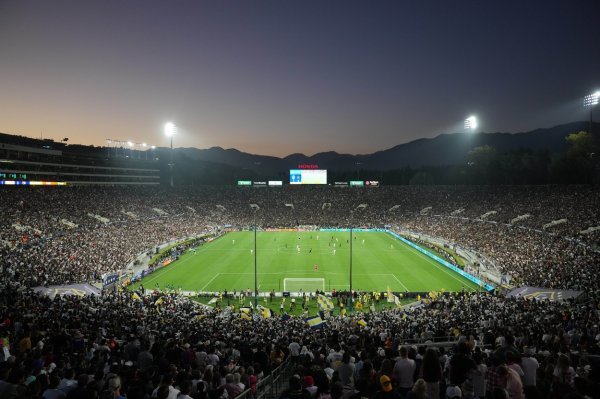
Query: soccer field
[{"left": 131, "top": 231, "right": 481, "bottom": 293}]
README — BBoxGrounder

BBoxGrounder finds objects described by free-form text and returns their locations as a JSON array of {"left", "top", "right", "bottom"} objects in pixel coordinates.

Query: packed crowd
[
  {"left": 397, "top": 216, "right": 599, "bottom": 291},
  {"left": 1, "top": 185, "right": 598, "bottom": 290},
  {"left": 1, "top": 185, "right": 599, "bottom": 398},
  {"left": 0, "top": 284, "right": 598, "bottom": 398}
]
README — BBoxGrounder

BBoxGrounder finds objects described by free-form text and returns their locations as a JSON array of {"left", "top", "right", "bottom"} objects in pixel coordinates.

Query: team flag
[
  {"left": 306, "top": 315, "right": 325, "bottom": 329},
  {"left": 386, "top": 286, "right": 395, "bottom": 303},
  {"left": 208, "top": 297, "right": 219, "bottom": 305},
  {"left": 257, "top": 305, "right": 272, "bottom": 318},
  {"left": 317, "top": 294, "right": 335, "bottom": 311},
  {"left": 154, "top": 297, "right": 164, "bottom": 306},
  {"left": 387, "top": 286, "right": 401, "bottom": 306},
  {"left": 240, "top": 313, "right": 252, "bottom": 321},
  {"left": 357, "top": 319, "right": 367, "bottom": 327},
  {"left": 131, "top": 292, "right": 142, "bottom": 301}
]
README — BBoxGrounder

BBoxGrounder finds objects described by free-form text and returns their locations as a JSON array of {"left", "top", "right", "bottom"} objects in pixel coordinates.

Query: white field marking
[
  {"left": 390, "top": 273, "right": 410, "bottom": 292},
  {"left": 200, "top": 273, "right": 221, "bottom": 291},
  {"left": 141, "top": 255, "right": 198, "bottom": 286},
  {"left": 217, "top": 271, "right": 347, "bottom": 275},
  {"left": 399, "top": 238, "right": 472, "bottom": 288}
]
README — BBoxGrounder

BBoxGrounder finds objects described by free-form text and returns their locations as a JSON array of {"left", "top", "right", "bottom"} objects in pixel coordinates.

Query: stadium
[
  {"left": 1, "top": 3, "right": 600, "bottom": 399},
  {"left": 1, "top": 129, "right": 600, "bottom": 399}
]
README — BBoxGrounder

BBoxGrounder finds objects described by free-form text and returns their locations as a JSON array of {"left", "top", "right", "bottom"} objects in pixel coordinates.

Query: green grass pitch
[{"left": 131, "top": 231, "right": 480, "bottom": 293}]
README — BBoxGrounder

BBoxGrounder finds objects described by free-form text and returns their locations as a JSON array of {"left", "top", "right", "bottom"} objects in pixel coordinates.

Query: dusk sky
[{"left": 1, "top": 1, "right": 599, "bottom": 157}]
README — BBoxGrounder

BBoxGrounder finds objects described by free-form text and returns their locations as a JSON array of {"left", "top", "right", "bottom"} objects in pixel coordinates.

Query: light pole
[
  {"left": 348, "top": 211, "right": 354, "bottom": 311},
  {"left": 127, "top": 141, "right": 134, "bottom": 158},
  {"left": 584, "top": 91, "right": 599, "bottom": 135},
  {"left": 164, "top": 122, "right": 177, "bottom": 187},
  {"left": 253, "top": 209, "right": 258, "bottom": 309},
  {"left": 349, "top": 227, "right": 353, "bottom": 304}
]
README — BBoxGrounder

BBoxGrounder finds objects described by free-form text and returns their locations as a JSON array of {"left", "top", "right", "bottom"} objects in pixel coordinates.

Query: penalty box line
[{"left": 215, "top": 272, "right": 409, "bottom": 291}]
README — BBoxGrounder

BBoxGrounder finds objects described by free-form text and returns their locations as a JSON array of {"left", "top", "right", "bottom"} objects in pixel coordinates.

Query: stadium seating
[{"left": 0, "top": 185, "right": 598, "bottom": 398}]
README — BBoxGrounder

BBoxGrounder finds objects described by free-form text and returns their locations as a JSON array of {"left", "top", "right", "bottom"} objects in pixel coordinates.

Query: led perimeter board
[{"left": 289, "top": 169, "right": 327, "bottom": 185}]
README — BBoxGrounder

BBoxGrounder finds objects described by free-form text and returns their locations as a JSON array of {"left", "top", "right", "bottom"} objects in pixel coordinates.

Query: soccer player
[
  {"left": 333, "top": 249, "right": 336, "bottom": 256},
  {"left": 232, "top": 239, "right": 235, "bottom": 245}
]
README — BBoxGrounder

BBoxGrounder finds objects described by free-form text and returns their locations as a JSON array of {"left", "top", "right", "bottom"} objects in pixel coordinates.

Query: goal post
[{"left": 283, "top": 278, "right": 325, "bottom": 293}]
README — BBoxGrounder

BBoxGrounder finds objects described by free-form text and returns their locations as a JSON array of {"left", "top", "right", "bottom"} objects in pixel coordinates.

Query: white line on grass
[
  {"left": 390, "top": 274, "right": 410, "bottom": 292},
  {"left": 400, "top": 239, "right": 473, "bottom": 289},
  {"left": 200, "top": 273, "right": 221, "bottom": 291},
  {"left": 218, "top": 271, "right": 347, "bottom": 275},
  {"left": 141, "top": 255, "right": 197, "bottom": 286}
]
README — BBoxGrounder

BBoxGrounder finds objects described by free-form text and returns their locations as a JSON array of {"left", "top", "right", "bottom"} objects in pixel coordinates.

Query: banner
[
  {"left": 317, "top": 294, "right": 334, "bottom": 311},
  {"left": 306, "top": 315, "right": 325, "bottom": 329},
  {"left": 102, "top": 273, "right": 119, "bottom": 288}
]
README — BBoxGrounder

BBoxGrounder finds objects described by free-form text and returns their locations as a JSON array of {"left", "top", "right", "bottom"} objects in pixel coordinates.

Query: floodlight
[
  {"left": 164, "top": 122, "right": 177, "bottom": 187},
  {"left": 465, "top": 115, "right": 478, "bottom": 130},
  {"left": 142, "top": 142, "right": 147, "bottom": 147},
  {"left": 151, "top": 145, "right": 156, "bottom": 149},
  {"left": 164, "top": 122, "right": 177, "bottom": 137},
  {"left": 127, "top": 141, "right": 133, "bottom": 147},
  {"left": 584, "top": 91, "right": 600, "bottom": 107}
]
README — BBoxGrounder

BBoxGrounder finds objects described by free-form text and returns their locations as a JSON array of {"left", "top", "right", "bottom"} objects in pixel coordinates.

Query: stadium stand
[{"left": 0, "top": 185, "right": 599, "bottom": 398}]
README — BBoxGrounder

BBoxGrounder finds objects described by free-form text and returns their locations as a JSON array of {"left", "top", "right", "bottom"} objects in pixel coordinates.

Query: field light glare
[
  {"left": 465, "top": 115, "right": 478, "bottom": 130},
  {"left": 584, "top": 91, "right": 600, "bottom": 107},
  {"left": 164, "top": 122, "right": 177, "bottom": 137}
]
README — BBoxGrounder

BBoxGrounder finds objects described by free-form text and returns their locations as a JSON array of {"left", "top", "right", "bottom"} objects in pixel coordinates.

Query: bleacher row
[{"left": 0, "top": 185, "right": 598, "bottom": 399}]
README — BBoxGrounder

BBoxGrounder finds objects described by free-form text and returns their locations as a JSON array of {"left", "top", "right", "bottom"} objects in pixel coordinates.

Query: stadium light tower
[
  {"left": 464, "top": 115, "right": 478, "bottom": 131},
  {"left": 164, "top": 122, "right": 177, "bottom": 187},
  {"left": 584, "top": 91, "right": 600, "bottom": 135},
  {"left": 253, "top": 208, "right": 258, "bottom": 309}
]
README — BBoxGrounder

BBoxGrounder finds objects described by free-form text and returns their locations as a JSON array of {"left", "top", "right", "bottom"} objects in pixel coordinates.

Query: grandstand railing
[
  {"left": 235, "top": 356, "right": 294, "bottom": 399},
  {"left": 395, "top": 224, "right": 503, "bottom": 285}
]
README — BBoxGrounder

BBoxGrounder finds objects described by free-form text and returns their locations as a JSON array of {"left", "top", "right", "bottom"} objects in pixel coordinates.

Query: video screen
[{"left": 289, "top": 169, "right": 327, "bottom": 185}]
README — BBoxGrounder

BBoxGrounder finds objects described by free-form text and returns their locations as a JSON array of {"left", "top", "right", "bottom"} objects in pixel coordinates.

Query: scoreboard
[
  {"left": 0, "top": 172, "right": 28, "bottom": 180},
  {"left": 289, "top": 169, "right": 327, "bottom": 185}
]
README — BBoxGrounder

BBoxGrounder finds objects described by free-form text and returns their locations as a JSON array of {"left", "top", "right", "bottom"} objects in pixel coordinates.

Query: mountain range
[{"left": 178, "top": 121, "right": 597, "bottom": 175}]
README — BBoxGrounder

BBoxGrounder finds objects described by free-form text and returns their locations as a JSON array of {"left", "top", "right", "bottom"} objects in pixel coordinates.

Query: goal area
[{"left": 283, "top": 278, "right": 325, "bottom": 293}]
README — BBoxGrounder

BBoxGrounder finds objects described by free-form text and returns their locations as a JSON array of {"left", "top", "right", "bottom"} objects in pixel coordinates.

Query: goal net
[{"left": 283, "top": 278, "right": 325, "bottom": 293}]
